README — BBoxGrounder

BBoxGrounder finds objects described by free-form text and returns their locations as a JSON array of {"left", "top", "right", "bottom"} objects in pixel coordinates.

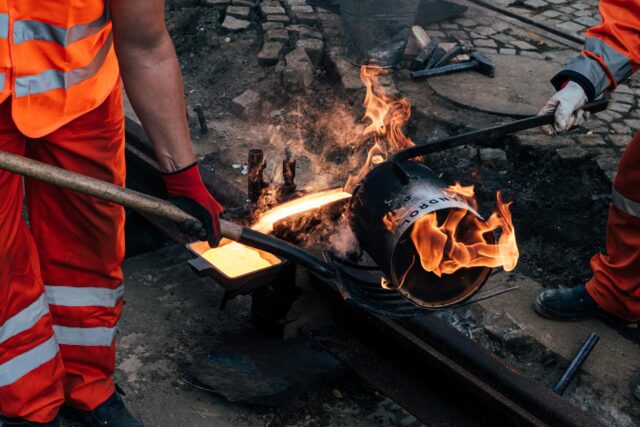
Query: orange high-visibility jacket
[
  {"left": 0, "top": 0, "right": 119, "bottom": 138},
  {"left": 551, "top": 0, "right": 640, "bottom": 101}
]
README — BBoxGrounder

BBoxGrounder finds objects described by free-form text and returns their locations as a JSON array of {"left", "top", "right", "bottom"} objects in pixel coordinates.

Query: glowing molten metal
[
  {"left": 252, "top": 188, "right": 352, "bottom": 234},
  {"left": 409, "top": 184, "right": 519, "bottom": 278}
]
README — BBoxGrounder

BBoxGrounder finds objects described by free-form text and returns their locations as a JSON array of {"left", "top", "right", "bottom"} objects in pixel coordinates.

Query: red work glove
[{"left": 163, "top": 163, "right": 223, "bottom": 247}]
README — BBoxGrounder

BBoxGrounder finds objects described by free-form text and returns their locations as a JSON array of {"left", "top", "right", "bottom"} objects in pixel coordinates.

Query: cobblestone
[{"left": 485, "top": 0, "right": 600, "bottom": 38}]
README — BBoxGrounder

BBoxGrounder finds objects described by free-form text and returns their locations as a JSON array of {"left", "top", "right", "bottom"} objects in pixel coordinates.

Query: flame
[
  {"left": 252, "top": 188, "right": 352, "bottom": 234},
  {"left": 344, "top": 66, "right": 415, "bottom": 192},
  {"left": 408, "top": 188, "right": 519, "bottom": 277}
]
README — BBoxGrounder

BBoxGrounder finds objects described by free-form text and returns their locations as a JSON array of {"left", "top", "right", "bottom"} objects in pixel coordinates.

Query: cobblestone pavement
[
  {"left": 197, "top": 0, "right": 636, "bottom": 186},
  {"left": 485, "top": 0, "right": 601, "bottom": 39},
  {"left": 415, "top": 1, "right": 637, "bottom": 183}
]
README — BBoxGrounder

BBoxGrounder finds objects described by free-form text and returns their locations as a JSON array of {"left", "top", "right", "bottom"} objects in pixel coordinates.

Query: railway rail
[{"left": 123, "top": 115, "right": 601, "bottom": 426}]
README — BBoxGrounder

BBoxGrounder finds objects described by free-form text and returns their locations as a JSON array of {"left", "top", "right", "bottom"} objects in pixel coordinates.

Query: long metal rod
[
  {"left": 553, "top": 332, "right": 600, "bottom": 395},
  {"left": 393, "top": 98, "right": 609, "bottom": 161},
  {"left": 0, "top": 150, "right": 336, "bottom": 278}
]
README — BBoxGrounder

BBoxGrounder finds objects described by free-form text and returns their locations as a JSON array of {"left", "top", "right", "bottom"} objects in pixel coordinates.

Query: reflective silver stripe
[
  {"left": 14, "top": 4, "right": 109, "bottom": 46},
  {"left": 53, "top": 325, "right": 117, "bottom": 346},
  {"left": 565, "top": 37, "right": 634, "bottom": 96},
  {"left": 0, "top": 72, "right": 5, "bottom": 92},
  {"left": 0, "top": 294, "right": 49, "bottom": 345},
  {"left": 612, "top": 187, "right": 640, "bottom": 218},
  {"left": 15, "top": 32, "right": 113, "bottom": 97},
  {"left": 45, "top": 284, "right": 124, "bottom": 308},
  {"left": 0, "top": 14, "right": 8, "bottom": 39},
  {"left": 0, "top": 335, "right": 58, "bottom": 387}
]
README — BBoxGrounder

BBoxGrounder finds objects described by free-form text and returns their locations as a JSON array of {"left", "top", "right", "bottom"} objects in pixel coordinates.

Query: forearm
[
  {"left": 552, "top": 0, "right": 640, "bottom": 100},
  {"left": 117, "top": 36, "right": 194, "bottom": 173}
]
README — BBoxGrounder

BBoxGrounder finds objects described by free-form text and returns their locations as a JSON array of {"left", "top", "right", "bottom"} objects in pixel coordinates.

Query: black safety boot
[
  {"left": 534, "top": 284, "right": 600, "bottom": 321},
  {"left": 0, "top": 416, "right": 59, "bottom": 426},
  {"left": 60, "top": 391, "right": 144, "bottom": 427}
]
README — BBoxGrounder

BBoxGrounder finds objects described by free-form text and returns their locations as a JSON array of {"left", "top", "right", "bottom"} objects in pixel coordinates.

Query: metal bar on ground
[{"left": 553, "top": 332, "right": 600, "bottom": 395}]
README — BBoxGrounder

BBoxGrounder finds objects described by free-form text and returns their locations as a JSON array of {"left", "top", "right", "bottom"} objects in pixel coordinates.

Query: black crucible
[{"left": 349, "top": 160, "right": 494, "bottom": 308}]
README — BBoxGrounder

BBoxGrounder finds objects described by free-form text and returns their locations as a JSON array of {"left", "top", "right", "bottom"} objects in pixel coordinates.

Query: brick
[
  {"left": 266, "top": 28, "right": 290, "bottom": 43},
  {"left": 624, "top": 119, "right": 640, "bottom": 130},
  {"left": 575, "top": 16, "right": 600, "bottom": 27},
  {"left": 510, "top": 40, "right": 536, "bottom": 50},
  {"left": 608, "top": 135, "right": 631, "bottom": 147},
  {"left": 524, "top": 0, "right": 547, "bottom": 8},
  {"left": 291, "top": 10, "right": 317, "bottom": 25},
  {"left": 296, "top": 38, "right": 324, "bottom": 66},
  {"left": 260, "top": 5, "right": 286, "bottom": 15},
  {"left": 611, "top": 123, "right": 633, "bottom": 134},
  {"left": 262, "top": 22, "right": 284, "bottom": 30},
  {"left": 282, "top": 48, "right": 314, "bottom": 92},
  {"left": 266, "top": 14, "right": 291, "bottom": 23},
  {"left": 609, "top": 102, "right": 633, "bottom": 113},
  {"left": 287, "top": 24, "right": 322, "bottom": 40},
  {"left": 479, "top": 148, "right": 507, "bottom": 167},
  {"left": 258, "top": 41, "right": 285, "bottom": 66},
  {"left": 576, "top": 134, "right": 605, "bottom": 146},
  {"left": 291, "top": 5, "right": 313, "bottom": 13},
  {"left": 203, "top": 0, "right": 230, "bottom": 6},
  {"left": 221, "top": 15, "right": 251, "bottom": 31},
  {"left": 231, "top": 90, "right": 261, "bottom": 120},
  {"left": 596, "top": 154, "right": 619, "bottom": 183},
  {"left": 226, "top": 5, "right": 251, "bottom": 18},
  {"left": 474, "top": 39, "right": 497, "bottom": 48},
  {"left": 556, "top": 146, "right": 588, "bottom": 163},
  {"left": 327, "top": 48, "right": 363, "bottom": 91}
]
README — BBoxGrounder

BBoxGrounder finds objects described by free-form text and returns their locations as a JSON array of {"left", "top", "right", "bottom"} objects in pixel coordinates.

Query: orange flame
[
  {"left": 344, "top": 66, "right": 415, "bottom": 192},
  {"left": 409, "top": 188, "right": 519, "bottom": 277}
]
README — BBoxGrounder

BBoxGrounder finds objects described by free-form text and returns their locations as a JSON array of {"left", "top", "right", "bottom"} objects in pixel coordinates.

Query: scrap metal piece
[
  {"left": 553, "top": 332, "right": 600, "bottom": 395},
  {"left": 193, "top": 104, "right": 208, "bottom": 134},
  {"left": 425, "top": 46, "right": 446, "bottom": 69},
  {"left": 411, "top": 39, "right": 439, "bottom": 70},
  {"left": 247, "top": 149, "right": 267, "bottom": 203},
  {"left": 280, "top": 148, "right": 297, "bottom": 196}
]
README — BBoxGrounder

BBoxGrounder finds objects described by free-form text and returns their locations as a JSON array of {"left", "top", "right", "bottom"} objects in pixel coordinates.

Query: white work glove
[{"left": 539, "top": 81, "right": 589, "bottom": 135}]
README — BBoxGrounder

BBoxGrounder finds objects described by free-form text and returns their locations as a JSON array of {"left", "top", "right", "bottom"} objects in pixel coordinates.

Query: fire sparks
[
  {"left": 408, "top": 185, "right": 519, "bottom": 277},
  {"left": 252, "top": 188, "right": 352, "bottom": 234},
  {"left": 345, "top": 66, "right": 415, "bottom": 192}
]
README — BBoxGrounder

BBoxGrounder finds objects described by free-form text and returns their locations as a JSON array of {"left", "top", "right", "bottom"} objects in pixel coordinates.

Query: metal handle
[
  {"left": 0, "top": 150, "right": 336, "bottom": 278},
  {"left": 393, "top": 98, "right": 609, "bottom": 162}
]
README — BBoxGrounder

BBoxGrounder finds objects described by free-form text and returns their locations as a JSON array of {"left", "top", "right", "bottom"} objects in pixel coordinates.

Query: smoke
[
  {"left": 262, "top": 94, "right": 366, "bottom": 194},
  {"left": 328, "top": 218, "right": 360, "bottom": 257}
]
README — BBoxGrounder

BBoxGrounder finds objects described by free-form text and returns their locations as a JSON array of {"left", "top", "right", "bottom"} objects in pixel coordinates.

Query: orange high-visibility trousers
[
  {"left": 0, "top": 81, "right": 125, "bottom": 423},
  {"left": 587, "top": 132, "right": 640, "bottom": 322}
]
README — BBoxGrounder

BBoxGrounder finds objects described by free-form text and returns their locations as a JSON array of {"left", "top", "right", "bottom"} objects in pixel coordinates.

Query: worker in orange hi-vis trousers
[
  {"left": 534, "top": 2, "right": 640, "bottom": 333},
  {"left": 0, "top": 1, "right": 223, "bottom": 426}
]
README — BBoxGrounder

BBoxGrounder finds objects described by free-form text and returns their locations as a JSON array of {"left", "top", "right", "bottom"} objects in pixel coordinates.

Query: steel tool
[
  {"left": 425, "top": 46, "right": 447, "bottom": 69},
  {"left": 553, "top": 332, "right": 600, "bottom": 395},
  {"left": 411, "top": 51, "right": 495, "bottom": 79},
  {"left": 433, "top": 44, "right": 464, "bottom": 68},
  {"left": 411, "top": 39, "right": 440, "bottom": 70}
]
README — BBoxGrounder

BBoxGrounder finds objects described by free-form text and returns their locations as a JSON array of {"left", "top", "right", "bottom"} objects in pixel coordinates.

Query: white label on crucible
[{"left": 388, "top": 184, "right": 481, "bottom": 238}]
